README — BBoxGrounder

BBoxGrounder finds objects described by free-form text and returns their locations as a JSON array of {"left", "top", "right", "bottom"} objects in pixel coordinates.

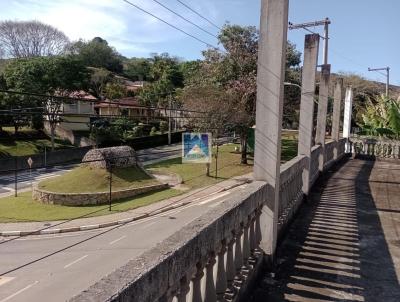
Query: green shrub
[
  {"left": 150, "top": 126, "right": 157, "bottom": 136},
  {"left": 159, "top": 121, "right": 168, "bottom": 134}
]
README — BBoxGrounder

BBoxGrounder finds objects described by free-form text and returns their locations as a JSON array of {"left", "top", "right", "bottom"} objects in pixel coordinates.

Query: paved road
[
  {"left": 0, "top": 143, "right": 182, "bottom": 195},
  {"left": 0, "top": 183, "right": 249, "bottom": 302}
]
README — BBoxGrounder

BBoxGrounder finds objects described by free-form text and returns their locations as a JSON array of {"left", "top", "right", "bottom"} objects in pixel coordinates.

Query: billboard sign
[{"left": 182, "top": 133, "right": 212, "bottom": 163}]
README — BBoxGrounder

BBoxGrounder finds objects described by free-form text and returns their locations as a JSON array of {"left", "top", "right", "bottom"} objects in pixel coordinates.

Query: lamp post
[{"left": 368, "top": 66, "right": 390, "bottom": 97}]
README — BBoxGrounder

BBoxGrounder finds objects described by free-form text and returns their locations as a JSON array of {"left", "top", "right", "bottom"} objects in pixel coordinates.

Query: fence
[
  {"left": 70, "top": 138, "right": 349, "bottom": 302},
  {"left": 350, "top": 137, "right": 400, "bottom": 159},
  {"left": 0, "top": 146, "right": 92, "bottom": 173}
]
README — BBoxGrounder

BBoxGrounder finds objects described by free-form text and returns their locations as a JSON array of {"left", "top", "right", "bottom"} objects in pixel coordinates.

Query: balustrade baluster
[
  {"left": 204, "top": 253, "right": 217, "bottom": 302},
  {"left": 191, "top": 262, "right": 204, "bottom": 302},
  {"left": 242, "top": 219, "right": 251, "bottom": 264},
  {"left": 255, "top": 207, "right": 262, "bottom": 249},
  {"left": 177, "top": 276, "right": 190, "bottom": 302},
  {"left": 216, "top": 241, "right": 227, "bottom": 301},
  {"left": 226, "top": 236, "right": 236, "bottom": 288},
  {"left": 249, "top": 213, "right": 256, "bottom": 253},
  {"left": 234, "top": 226, "right": 243, "bottom": 273}
]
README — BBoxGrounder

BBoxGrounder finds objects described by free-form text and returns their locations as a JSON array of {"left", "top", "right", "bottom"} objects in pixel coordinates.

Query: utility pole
[
  {"left": 289, "top": 18, "right": 331, "bottom": 65},
  {"left": 168, "top": 95, "right": 172, "bottom": 145},
  {"left": 368, "top": 66, "right": 390, "bottom": 97}
]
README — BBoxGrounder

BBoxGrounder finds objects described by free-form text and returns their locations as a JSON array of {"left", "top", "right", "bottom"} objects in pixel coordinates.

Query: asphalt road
[
  {"left": 0, "top": 143, "right": 182, "bottom": 195},
  {"left": 0, "top": 183, "right": 249, "bottom": 302}
]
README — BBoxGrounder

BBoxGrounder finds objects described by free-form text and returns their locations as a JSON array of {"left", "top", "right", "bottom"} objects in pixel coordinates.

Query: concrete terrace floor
[{"left": 252, "top": 158, "right": 400, "bottom": 302}]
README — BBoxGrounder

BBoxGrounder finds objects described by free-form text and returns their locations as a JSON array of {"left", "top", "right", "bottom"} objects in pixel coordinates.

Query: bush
[
  {"left": 150, "top": 126, "right": 157, "bottom": 136},
  {"left": 130, "top": 125, "right": 144, "bottom": 138},
  {"left": 159, "top": 121, "right": 168, "bottom": 134},
  {"left": 31, "top": 114, "right": 44, "bottom": 131}
]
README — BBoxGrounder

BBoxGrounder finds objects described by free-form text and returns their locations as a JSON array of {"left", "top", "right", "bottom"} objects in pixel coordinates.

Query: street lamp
[
  {"left": 368, "top": 66, "right": 390, "bottom": 97},
  {"left": 284, "top": 82, "right": 319, "bottom": 104}
]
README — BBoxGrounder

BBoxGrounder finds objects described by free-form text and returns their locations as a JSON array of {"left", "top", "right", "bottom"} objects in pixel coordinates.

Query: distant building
[
  {"left": 58, "top": 91, "right": 97, "bottom": 131},
  {"left": 95, "top": 97, "right": 155, "bottom": 119}
]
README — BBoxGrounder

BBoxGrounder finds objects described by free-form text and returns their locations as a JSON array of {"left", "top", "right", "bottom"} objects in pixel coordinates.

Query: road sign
[
  {"left": 182, "top": 133, "right": 212, "bottom": 163},
  {"left": 27, "top": 157, "right": 33, "bottom": 168}
]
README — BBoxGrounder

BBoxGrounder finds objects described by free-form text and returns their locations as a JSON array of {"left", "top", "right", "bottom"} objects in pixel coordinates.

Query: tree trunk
[
  {"left": 241, "top": 136, "right": 247, "bottom": 164},
  {"left": 50, "top": 125, "right": 55, "bottom": 151},
  {"left": 14, "top": 123, "right": 19, "bottom": 135}
]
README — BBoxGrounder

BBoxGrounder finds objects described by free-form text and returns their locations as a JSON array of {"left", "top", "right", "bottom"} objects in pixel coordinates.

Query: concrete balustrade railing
[
  {"left": 71, "top": 138, "right": 349, "bottom": 302},
  {"left": 278, "top": 155, "right": 307, "bottom": 233},
  {"left": 324, "top": 140, "right": 335, "bottom": 167},
  {"left": 310, "top": 145, "right": 322, "bottom": 186},
  {"left": 71, "top": 181, "right": 267, "bottom": 302},
  {"left": 350, "top": 137, "right": 400, "bottom": 159}
]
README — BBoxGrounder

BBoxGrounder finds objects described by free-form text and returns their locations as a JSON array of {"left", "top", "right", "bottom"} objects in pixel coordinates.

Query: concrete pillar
[
  {"left": 343, "top": 86, "right": 353, "bottom": 152},
  {"left": 254, "top": 0, "right": 288, "bottom": 257},
  {"left": 332, "top": 78, "right": 343, "bottom": 159},
  {"left": 315, "top": 64, "right": 331, "bottom": 171},
  {"left": 298, "top": 34, "right": 320, "bottom": 195}
]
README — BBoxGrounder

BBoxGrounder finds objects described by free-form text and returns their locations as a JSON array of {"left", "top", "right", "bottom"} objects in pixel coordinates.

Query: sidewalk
[
  {"left": 0, "top": 173, "right": 253, "bottom": 237},
  {"left": 251, "top": 159, "right": 400, "bottom": 302}
]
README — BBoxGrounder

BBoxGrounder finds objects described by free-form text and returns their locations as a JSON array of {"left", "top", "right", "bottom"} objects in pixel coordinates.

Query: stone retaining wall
[{"left": 32, "top": 183, "right": 168, "bottom": 206}]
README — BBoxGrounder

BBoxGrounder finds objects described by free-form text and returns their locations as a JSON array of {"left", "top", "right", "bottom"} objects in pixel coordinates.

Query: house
[
  {"left": 58, "top": 91, "right": 97, "bottom": 131},
  {"left": 44, "top": 90, "right": 97, "bottom": 146},
  {"left": 95, "top": 97, "right": 155, "bottom": 119}
]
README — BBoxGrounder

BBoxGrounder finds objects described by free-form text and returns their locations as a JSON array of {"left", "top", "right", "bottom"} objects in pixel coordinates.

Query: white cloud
[{"left": 0, "top": 0, "right": 222, "bottom": 57}]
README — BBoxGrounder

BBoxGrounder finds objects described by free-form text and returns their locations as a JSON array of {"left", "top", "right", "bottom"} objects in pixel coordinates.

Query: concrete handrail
[
  {"left": 70, "top": 138, "right": 349, "bottom": 302},
  {"left": 70, "top": 181, "right": 267, "bottom": 302},
  {"left": 350, "top": 136, "right": 400, "bottom": 159},
  {"left": 278, "top": 155, "right": 307, "bottom": 233}
]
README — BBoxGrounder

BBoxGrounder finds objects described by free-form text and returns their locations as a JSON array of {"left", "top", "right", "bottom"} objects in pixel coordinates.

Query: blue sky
[{"left": 1, "top": 0, "right": 398, "bottom": 85}]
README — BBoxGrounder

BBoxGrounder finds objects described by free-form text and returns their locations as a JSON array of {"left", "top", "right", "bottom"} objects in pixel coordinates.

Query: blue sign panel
[{"left": 182, "top": 133, "right": 212, "bottom": 163}]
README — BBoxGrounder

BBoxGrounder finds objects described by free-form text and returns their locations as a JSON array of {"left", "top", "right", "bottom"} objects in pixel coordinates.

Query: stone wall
[
  {"left": 82, "top": 146, "right": 137, "bottom": 170},
  {"left": 32, "top": 183, "right": 168, "bottom": 206}
]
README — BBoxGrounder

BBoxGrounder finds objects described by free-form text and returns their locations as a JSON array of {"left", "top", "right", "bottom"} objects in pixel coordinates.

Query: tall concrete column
[
  {"left": 332, "top": 78, "right": 343, "bottom": 159},
  {"left": 343, "top": 86, "right": 353, "bottom": 152},
  {"left": 315, "top": 64, "right": 331, "bottom": 171},
  {"left": 298, "top": 34, "right": 320, "bottom": 195},
  {"left": 254, "top": 0, "right": 288, "bottom": 258}
]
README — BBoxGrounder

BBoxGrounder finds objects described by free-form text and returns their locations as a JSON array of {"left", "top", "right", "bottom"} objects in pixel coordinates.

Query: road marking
[
  {"left": 63, "top": 255, "right": 88, "bottom": 269},
  {"left": 109, "top": 235, "right": 126, "bottom": 245},
  {"left": 0, "top": 281, "right": 39, "bottom": 302},
  {"left": 0, "top": 277, "right": 15, "bottom": 287},
  {"left": 198, "top": 191, "right": 231, "bottom": 205}
]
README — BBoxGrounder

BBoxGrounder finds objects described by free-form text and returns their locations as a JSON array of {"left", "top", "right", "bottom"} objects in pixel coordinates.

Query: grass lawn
[
  {"left": 148, "top": 144, "right": 254, "bottom": 190},
  {"left": 0, "top": 138, "right": 73, "bottom": 157},
  {"left": 39, "top": 166, "right": 160, "bottom": 193},
  {"left": 0, "top": 139, "right": 298, "bottom": 223},
  {"left": 0, "top": 189, "right": 181, "bottom": 223}
]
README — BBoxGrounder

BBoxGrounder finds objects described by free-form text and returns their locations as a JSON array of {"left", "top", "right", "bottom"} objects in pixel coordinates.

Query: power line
[
  {"left": 176, "top": 0, "right": 222, "bottom": 31},
  {"left": 0, "top": 89, "right": 209, "bottom": 114},
  {"left": 121, "top": 0, "right": 218, "bottom": 49},
  {"left": 151, "top": 0, "right": 218, "bottom": 38}
]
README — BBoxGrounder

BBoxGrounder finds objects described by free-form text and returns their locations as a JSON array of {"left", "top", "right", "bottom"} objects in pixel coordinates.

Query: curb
[{"left": 0, "top": 180, "right": 250, "bottom": 238}]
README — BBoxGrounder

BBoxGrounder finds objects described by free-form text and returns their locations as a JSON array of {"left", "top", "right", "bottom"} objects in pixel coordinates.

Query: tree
[
  {"left": 88, "top": 67, "right": 112, "bottom": 99},
  {"left": 0, "top": 20, "right": 69, "bottom": 58},
  {"left": 123, "top": 57, "right": 151, "bottom": 81},
  {"left": 137, "top": 53, "right": 183, "bottom": 108},
  {"left": 104, "top": 82, "right": 128, "bottom": 100},
  {"left": 3, "top": 56, "right": 90, "bottom": 148},
  {"left": 330, "top": 72, "right": 386, "bottom": 125},
  {"left": 182, "top": 24, "right": 302, "bottom": 164},
  {"left": 70, "top": 37, "right": 123, "bottom": 73}
]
